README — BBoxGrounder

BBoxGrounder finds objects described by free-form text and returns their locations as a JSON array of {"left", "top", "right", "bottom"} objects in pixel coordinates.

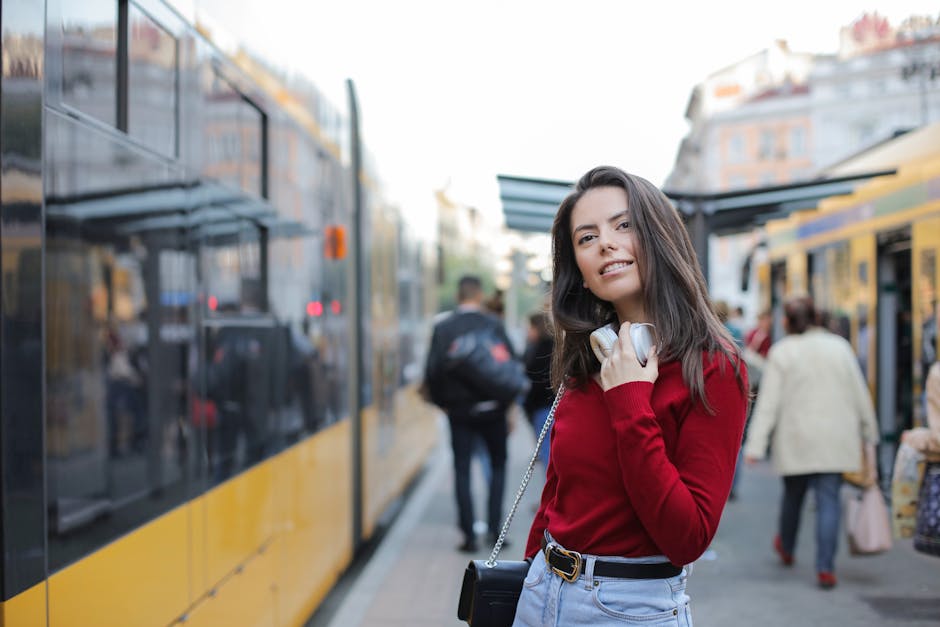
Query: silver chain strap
[{"left": 485, "top": 384, "right": 566, "bottom": 567}]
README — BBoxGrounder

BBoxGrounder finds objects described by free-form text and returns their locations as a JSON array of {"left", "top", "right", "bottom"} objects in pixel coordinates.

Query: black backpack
[{"left": 445, "top": 325, "right": 529, "bottom": 405}]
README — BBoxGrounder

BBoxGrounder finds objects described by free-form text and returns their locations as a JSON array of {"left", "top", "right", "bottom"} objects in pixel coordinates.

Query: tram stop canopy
[
  {"left": 496, "top": 125, "right": 940, "bottom": 277},
  {"left": 497, "top": 123, "right": 940, "bottom": 240}
]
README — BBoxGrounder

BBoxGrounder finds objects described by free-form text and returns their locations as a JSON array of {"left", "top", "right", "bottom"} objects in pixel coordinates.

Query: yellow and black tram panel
[{"left": 0, "top": 1, "right": 438, "bottom": 625}]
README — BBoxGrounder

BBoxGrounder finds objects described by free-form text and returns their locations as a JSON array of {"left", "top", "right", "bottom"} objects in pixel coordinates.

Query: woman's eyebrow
[
  {"left": 572, "top": 210, "right": 629, "bottom": 236},
  {"left": 571, "top": 222, "right": 596, "bottom": 236}
]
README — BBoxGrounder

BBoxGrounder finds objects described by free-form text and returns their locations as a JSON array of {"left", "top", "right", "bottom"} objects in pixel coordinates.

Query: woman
[
  {"left": 513, "top": 166, "right": 748, "bottom": 626},
  {"left": 743, "top": 295, "right": 878, "bottom": 589}
]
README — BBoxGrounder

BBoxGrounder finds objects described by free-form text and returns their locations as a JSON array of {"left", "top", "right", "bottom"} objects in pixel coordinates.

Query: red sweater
[{"left": 524, "top": 351, "right": 747, "bottom": 567}]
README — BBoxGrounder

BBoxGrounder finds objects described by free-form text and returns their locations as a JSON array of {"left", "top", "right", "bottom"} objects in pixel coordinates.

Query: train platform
[{"left": 307, "top": 411, "right": 940, "bottom": 627}]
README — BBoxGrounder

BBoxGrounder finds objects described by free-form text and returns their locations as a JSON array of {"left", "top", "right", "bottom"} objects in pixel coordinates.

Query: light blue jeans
[{"left": 512, "top": 548, "right": 692, "bottom": 626}]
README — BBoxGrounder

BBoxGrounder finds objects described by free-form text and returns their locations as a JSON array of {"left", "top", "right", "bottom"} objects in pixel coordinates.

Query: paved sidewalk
[{"left": 312, "top": 412, "right": 940, "bottom": 626}]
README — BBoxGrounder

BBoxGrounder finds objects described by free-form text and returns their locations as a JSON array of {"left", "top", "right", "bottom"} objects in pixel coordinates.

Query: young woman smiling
[{"left": 512, "top": 166, "right": 748, "bottom": 627}]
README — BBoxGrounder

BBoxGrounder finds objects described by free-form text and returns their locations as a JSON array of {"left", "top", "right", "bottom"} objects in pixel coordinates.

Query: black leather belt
[{"left": 540, "top": 536, "right": 682, "bottom": 582}]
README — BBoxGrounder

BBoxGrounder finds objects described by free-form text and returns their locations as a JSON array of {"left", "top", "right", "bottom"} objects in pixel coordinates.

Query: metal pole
[{"left": 346, "top": 79, "right": 364, "bottom": 550}]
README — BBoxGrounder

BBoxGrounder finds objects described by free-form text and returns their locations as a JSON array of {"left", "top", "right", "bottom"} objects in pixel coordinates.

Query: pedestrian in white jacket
[{"left": 744, "top": 295, "right": 878, "bottom": 590}]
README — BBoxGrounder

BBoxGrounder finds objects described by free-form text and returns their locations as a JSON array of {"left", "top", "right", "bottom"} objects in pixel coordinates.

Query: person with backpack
[{"left": 424, "top": 275, "right": 526, "bottom": 552}]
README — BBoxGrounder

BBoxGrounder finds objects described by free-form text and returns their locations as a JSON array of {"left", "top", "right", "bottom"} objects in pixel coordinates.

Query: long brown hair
[{"left": 549, "top": 166, "right": 744, "bottom": 411}]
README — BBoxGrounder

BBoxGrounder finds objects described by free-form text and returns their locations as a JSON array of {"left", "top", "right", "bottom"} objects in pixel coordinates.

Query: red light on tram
[
  {"left": 208, "top": 295, "right": 218, "bottom": 311},
  {"left": 306, "top": 301, "right": 324, "bottom": 317},
  {"left": 331, "top": 299, "right": 341, "bottom": 315}
]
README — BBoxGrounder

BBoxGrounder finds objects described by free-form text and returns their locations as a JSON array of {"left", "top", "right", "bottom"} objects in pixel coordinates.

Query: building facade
[{"left": 666, "top": 12, "right": 940, "bottom": 324}]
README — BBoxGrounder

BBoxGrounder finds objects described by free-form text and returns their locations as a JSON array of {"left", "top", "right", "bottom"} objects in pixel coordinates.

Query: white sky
[{"left": 186, "top": 0, "right": 939, "bottom": 225}]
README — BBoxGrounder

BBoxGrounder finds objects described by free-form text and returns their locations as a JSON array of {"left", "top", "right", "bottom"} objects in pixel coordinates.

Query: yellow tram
[
  {"left": 758, "top": 124, "right": 940, "bottom": 470},
  {"left": 0, "top": 0, "right": 439, "bottom": 625}
]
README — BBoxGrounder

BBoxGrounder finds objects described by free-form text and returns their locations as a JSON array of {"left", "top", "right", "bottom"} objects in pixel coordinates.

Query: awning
[
  {"left": 498, "top": 171, "right": 895, "bottom": 236},
  {"left": 46, "top": 179, "right": 315, "bottom": 243}
]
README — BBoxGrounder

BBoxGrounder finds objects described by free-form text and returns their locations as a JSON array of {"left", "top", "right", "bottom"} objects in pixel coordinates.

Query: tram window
[
  {"left": 45, "top": 196, "right": 199, "bottom": 572},
  {"left": 201, "top": 217, "right": 265, "bottom": 315},
  {"left": 59, "top": 0, "right": 118, "bottom": 126},
  {"left": 128, "top": 4, "right": 179, "bottom": 157},
  {"left": 203, "top": 70, "right": 266, "bottom": 199}
]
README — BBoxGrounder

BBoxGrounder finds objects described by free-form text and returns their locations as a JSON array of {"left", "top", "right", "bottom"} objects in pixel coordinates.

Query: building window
[
  {"left": 789, "top": 127, "right": 806, "bottom": 158},
  {"left": 758, "top": 129, "right": 774, "bottom": 160},
  {"left": 727, "top": 134, "right": 745, "bottom": 164}
]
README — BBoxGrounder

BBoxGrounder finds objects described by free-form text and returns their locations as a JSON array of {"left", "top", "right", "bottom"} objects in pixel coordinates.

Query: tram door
[
  {"left": 875, "top": 229, "right": 913, "bottom": 482},
  {"left": 912, "top": 216, "right": 940, "bottom": 428}
]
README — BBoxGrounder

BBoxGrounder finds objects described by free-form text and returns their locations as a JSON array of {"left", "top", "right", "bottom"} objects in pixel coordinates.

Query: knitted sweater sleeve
[{"left": 603, "top": 356, "right": 747, "bottom": 566}]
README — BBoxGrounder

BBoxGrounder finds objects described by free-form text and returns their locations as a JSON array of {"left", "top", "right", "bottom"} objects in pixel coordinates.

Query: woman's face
[{"left": 570, "top": 186, "right": 645, "bottom": 321}]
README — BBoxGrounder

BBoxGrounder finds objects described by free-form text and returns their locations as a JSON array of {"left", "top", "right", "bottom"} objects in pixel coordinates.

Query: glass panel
[
  {"left": 202, "top": 69, "right": 263, "bottom": 198},
  {"left": 203, "top": 73, "right": 242, "bottom": 193},
  {"left": 201, "top": 215, "right": 261, "bottom": 314},
  {"left": 128, "top": 4, "right": 178, "bottom": 156},
  {"left": 197, "top": 216, "right": 292, "bottom": 483},
  {"left": 1, "top": 0, "right": 46, "bottom": 591},
  {"left": 46, "top": 187, "right": 200, "bottom": 570},
  {"left": 266, "top": 140, "right": 348, "bottom": 433},
  {"left": 60, "top": 0, "right": 117, "bottom": 125},
  {"left": 266, "top": 223, "right": 327, "bottom": 436},
  {"left": 200, "top": 318, "right": 290, "bottom": 484}
]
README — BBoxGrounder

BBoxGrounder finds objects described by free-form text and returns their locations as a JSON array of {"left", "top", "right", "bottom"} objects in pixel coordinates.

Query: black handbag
[
  {"left": 456, "top": 386, "right": 565, "bottom": 626},
  {"left": 457, "top": 559, "right": 531, "bottom": 625}
]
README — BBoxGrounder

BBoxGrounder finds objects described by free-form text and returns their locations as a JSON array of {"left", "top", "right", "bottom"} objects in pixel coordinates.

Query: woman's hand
[{"left": 599, "top": 322, "right": 659, "bottom": 391}]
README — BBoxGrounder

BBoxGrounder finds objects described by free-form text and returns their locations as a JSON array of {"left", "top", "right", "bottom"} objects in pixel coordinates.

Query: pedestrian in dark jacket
[{"left": 424, "top": 275, "right": 523, "bottom": 552}]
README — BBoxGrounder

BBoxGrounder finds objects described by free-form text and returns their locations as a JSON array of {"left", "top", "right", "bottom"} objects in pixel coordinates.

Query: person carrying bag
[
  {"left": 425, "top": 275, "right": 526, "bottom": 554},
  {"left": 901, "top": 358, "right": 940, "bottom": 557}
]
